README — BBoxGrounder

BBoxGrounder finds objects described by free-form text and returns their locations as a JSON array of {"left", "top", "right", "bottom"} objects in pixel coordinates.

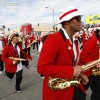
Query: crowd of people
[{"left": 0, "top": 6, "right": 100, "bottom": 100}]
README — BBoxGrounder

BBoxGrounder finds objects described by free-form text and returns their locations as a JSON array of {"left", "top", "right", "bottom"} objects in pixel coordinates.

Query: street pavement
[{"left": 0, "top": 49, "right": 91, "bottom": 100}]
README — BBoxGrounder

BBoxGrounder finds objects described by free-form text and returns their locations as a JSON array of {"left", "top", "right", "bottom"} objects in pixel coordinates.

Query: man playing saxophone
[
  {"left": 80, "top": 27, "right": 100, "bottom": 100},
  {"left": 37, "top": 6, "right": 88, "bottom": 100}
]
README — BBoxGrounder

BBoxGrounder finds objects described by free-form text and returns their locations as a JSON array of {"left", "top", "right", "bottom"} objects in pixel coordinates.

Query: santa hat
[
  {"left": 59, "top": 6, "right": 83, "bottom": 23},
  {"left": 25, "top": 35, "right": 29, "bottom": 38},
  {"left": 8, "top": 33, "right": 19, "bottom": 40},
  {"left": 0, "top": 33, "right": 4, "bottom": 37}
]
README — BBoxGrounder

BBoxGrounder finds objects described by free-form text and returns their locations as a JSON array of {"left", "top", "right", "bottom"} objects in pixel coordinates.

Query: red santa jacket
[
  {"left": 37, "top": 29, "right": 86, "bottom": 100},
  {"left": 79, "top": 33, "right": 99, "bottom": 77},
  {"left": 1, "top": 42, "right": 32, "bottom": 73}
]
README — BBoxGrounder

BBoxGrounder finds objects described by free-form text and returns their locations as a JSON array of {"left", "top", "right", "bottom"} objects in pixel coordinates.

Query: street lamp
[
  {"left": 45, "top": 7, "right": 55, "bottom": 32},
  {"left": 11, "top": 24, "right": 17, "bottom": 32}
]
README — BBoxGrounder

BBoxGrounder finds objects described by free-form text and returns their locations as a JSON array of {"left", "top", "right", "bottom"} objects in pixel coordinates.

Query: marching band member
[
  {"left": 38, "top": 33, "right": 49, "bottom": 79},
  {"left": 0, "top": 33, "right": 5, "bottom": 74},
  {"left": 81, "top": 29, "right": 88, "bottom": 44},
  {"left": 1, "top": 33, "right": 32, "bottom": 93},
  {"left": 19, "top": 33, "right": 30, "bottom": 69},
  {"left": 88, "top": 28, "right": 93, "bottom": 38},
  {"left": 29, "top": 33, "right": 35, "bottom": 45},
  {"left": 33, "top": 33, "right": 39, "bottom": 51},
  {"left": 26, "top": 35, "right": 31, "bottom": 55},
  {"left": 80, "top": 27, "right": 100, "bottom": 100},
  {"left": 37, "top": 6, "right": 88, "bottom": 100}
]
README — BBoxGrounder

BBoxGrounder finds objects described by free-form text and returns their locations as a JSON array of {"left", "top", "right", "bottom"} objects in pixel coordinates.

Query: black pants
[
  {"left": 33, "top": 42, "right": 38, "bottom": 51},
  {"left": 0, "top": 55, "right": 3, "bottom": 71},
  {"left": 84, "top": 75, "right": 100, "bottom": 100},
  {"left": 5, "top": 70, "right": 23, "bottom": 90},
  {"left": 72, "top": 87, "right": 86, "bottom": 100},
  {"left": 21, "top": 48, "right": 28, "bottom": 66},
  {"left": 38, "top": 40, "right": 40, "bottom": 45},
  {"left": 27, "top": 47, "right": 31, "bottom": 55}
]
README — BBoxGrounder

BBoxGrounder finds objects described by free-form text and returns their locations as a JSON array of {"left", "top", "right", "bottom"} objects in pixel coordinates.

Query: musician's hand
[
  {"left": 80, "top": 74, "right": 89, "bottom": 85},
  {"left": 13, "top": 61, "right": 17, "bottom": 65},
  {"left": 73, "top": 66, "right": 83, "bottom": 77}
]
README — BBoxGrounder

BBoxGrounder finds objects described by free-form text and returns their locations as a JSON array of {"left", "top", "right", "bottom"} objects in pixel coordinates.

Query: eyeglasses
[{"left": 73, "top": 16, "right": 81, "bottom": 22}]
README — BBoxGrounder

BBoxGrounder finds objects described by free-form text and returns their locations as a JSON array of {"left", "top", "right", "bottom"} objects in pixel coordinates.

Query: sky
[{"left": 0, "top": 0, "right": 100, "bottom": 31}]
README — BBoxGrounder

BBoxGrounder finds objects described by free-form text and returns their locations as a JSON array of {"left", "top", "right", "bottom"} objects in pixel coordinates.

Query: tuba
[{"left": 48, "top": 59, "right": 100, "bottom": 90}]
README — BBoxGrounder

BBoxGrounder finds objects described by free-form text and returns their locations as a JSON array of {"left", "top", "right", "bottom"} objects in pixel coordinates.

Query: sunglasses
[{"left": 72, "top": 16, "right": 81, "bottom": 22}]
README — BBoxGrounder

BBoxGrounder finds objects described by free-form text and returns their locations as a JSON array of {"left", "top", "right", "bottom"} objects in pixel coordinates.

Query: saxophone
[
  {"left": 48, "top": 59, "right": 100, "bottom": 90},
  {"left": 91, "top": 68, "right": 100, "bottom": 76}
]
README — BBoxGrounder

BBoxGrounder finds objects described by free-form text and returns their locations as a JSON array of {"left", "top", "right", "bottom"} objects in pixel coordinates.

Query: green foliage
[{"left": 2, "top": 25, "right": 6, "bottom": 28}]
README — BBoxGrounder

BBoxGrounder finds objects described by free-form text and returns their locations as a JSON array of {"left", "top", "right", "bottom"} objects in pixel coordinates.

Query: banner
[
  {"left": 86, "top": 15, "right": 100, "bottom": 24},
  {"left": 21, "top": 23, "right": 32, "bottom": 35}
]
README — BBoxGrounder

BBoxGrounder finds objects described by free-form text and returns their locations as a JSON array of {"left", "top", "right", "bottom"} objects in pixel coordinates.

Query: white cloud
[{"left": 0, "top": 0, "right": 100, "bottom": 32}]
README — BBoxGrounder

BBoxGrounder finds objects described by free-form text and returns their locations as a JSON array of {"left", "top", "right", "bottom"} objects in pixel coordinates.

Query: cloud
[{"left": 0, "top": 0, "right": 100, "bottom": 32}]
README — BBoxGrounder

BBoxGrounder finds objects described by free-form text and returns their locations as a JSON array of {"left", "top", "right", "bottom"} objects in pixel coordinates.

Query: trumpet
[
  {"left": 9, "top": 57, "right": 27, "bottom": 61},
  {"left": 48, "top": 59, "right": 100, "bottom": 90}
]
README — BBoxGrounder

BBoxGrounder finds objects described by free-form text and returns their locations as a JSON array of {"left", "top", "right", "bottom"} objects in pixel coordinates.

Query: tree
[
  {"left": 1, "top": 25, "right": 6, "bottom": 32},
  {"left": 2, "top": 25, "right": 6, "bottom": 29},
  {"left": 8, "top": 28, "right": 10, "bottom": 31}
]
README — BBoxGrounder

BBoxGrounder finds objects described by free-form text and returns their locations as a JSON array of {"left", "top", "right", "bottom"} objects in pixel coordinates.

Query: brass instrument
[
  {"left": 9, "top": 57, "right": 26, "bottom": 61},
  {"left": 91, "top": 68, "right": 100, "bottom": 76},
  {"left": 27, "top": 45, "right": 31, "bottom": 48},
  {"left": 48, "top": 59, "right": 100, "bottom": 90},
  {"left": 27, "top": 40, "right": 37, "bottom": 48}
]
